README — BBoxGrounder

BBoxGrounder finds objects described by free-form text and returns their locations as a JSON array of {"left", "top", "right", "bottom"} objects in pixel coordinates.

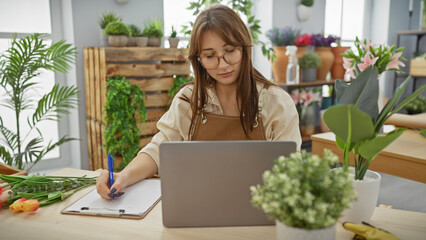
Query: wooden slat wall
[{"left": 84, "top": 47, "right": 189, "bottom": 170}]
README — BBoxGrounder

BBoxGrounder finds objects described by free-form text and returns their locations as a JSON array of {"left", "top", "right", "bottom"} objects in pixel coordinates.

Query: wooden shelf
[{"left": 276, "top": 79, "right": 336, "bottom": 88}]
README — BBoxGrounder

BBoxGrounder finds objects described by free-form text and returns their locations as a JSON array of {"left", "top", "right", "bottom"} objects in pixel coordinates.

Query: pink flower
[
  {"left": 360, "top": 40, "right": 376, "bottom": 54},
  {"left": 386, "top": 52, "right": 405, "bottom": 70},
  {"left": 291, "top": 90, "right": 301, "bottom": 104},
  {"left": 357, "top": 54, "right": 379, "bottom": 72}
]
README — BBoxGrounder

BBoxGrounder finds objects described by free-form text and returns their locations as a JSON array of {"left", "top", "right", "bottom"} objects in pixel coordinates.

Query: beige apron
[{"left": 191, "top": 87, "right": 268, "bottom": 141}]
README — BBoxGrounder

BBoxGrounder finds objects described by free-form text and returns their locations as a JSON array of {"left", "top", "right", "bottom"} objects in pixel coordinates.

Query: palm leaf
[
  {"left": 14, "top": 137, "right": 44, "bottom": 169},
  {"left": 30, "top": 84, "right": 79, "bottom": 128},
  {"left": 26, "top": 136, "right": 77, "bottom": 171},
  {"left": 0, "top": 145, "right": 13, "bottom": 166},
  {"left": 0, "top": 123, "right": 18, "bottom": 151}
]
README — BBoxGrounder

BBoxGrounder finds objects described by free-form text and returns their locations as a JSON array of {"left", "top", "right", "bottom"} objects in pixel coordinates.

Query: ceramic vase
[
  {"left": 315, "top": 47, "right": 334, "bottom": 80},
  {"left": 340, "top": 167, "right": 381, "bottom": 224},
  {"left": 331, "top": 46, "right": 350, "bottom": 80},
  {"left": 301, "top": 68, "right": 317, "bottom": 82},
  {"left": 276, "top": 220, "right": 335, "bottom": 240},
  {"left": 272, "top": 46, "right": 306, "bottom": 83}
]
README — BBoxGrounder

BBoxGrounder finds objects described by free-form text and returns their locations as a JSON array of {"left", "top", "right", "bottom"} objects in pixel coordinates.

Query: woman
[{"left": 96, "top": 4, "right": 301, "bottom": 200}]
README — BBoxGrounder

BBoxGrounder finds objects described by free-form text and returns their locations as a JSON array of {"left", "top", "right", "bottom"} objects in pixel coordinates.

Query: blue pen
[{"left": 108, "top": 153, "right": 115, "bottom": 199}]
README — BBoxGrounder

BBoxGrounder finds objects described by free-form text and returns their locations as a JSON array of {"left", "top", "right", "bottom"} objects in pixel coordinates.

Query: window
[
  {"left": 324, "top": 0, "right": 366, "bottom": 46},
  {"left": 163, "top": 0, "right": 194, "bottom": 48},
  {"left": 0, "top": 0, "right": 67, "bottom": 169}
]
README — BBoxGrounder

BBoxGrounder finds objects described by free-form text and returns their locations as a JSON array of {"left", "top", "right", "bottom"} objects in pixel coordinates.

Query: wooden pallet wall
[{"left": 84, "top": 47, "right": 190, "bottom": 170}]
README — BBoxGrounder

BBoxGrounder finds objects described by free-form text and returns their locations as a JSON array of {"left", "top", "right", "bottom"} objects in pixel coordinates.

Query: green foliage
[
  {"left": 251, "top": 150, "right": 354, "bottom": 229},
  {"left": 403, "top": 95, "right": 426, "bottom": 114},
  {"left": 104, "top": 76, "right": 146, "bottom": 171},
  {"left": 168, "top": 75, "right": 193, "bottom": 99},
  {"left": 98, "top": 11, "right": 122, "bottom": 29},
  {"left": 323, "top": 66, "right": 426, "bottom": 179},
  {"left": 128, "top": 24, "right": 142, "bottom": 37},
  {"left": 0, "top": 33, "right": 78, "bottom": 171},
  {"left": 301, "top": 0, "right": 314, "bottom": 7},
  {"left": 298, "top": 52, "right": 321, "bottom": 68},
  {"left": 0, "top": 174, "right": 96, "bottom": 208},
  {"left": 170, "top": 26, "right": 178, "bottom": 38},
  {"left": 104, "top": 21, "right": 132, "bottom": 36},
  {"left": 142, "top": 18, "right": 164, "bottom": 38}
]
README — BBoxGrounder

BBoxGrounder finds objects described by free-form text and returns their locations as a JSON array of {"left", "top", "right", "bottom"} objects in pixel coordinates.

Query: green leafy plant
[
  {"left": 299, "top": 52, "right": 322, "bottom": 68},
  {"left": 301, "top": 0, "right": 314, "bottom": 7},
  {"left": 403, "top": 95, "right": 426, "bottom": 114},
  {"left": 104, "top": 21, "right": 132, "bottom": 36},
  {"left": 98, "top": 11, "right": 122, "bottom": 30},
  {"left": 323, "top": 66, "right": 426, "bottom": 180},
  {"left": 0, "top": 174, "right": 96, "bottom": 208},
  {"left": 0, "top": 33, "right": 78, "bottom": 171},
  {"left": 168, "top": 75, "right": 193, "bottom": 99},
  {"left": 128, "top": 24, "right": 142, "bottom": 37},
  {"left": 251, "top": 150, "right": 354, "bottom": 229},
  {"left": 142, "top": 18, "right": 164, "bottom": 38},
  {"left": 104, "top": 76, "right": 146, "bottom": 170},
  {"left": 170, "top": 26, "right": 178, "bottom": 38},
  {"left": 265, "top": 27, "right": 301, "bottom": 47}
]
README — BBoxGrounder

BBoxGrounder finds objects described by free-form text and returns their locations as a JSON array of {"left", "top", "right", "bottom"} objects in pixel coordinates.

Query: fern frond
[
  {"left": 30, "top": 84, "right": 79, "bottom": 128},
  {"left": 0, "top": 123, "right": 18, "bottom": 152}
]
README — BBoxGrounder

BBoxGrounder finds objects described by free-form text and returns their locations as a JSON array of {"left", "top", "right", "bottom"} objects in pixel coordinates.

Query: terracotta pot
[
  {"left": 272, "top": 46, "right": 306, "bottom": 83},
  {"left": 108, "top": 35, "right": 128, "bottom": 47},
  {"left": 315, "top": 47, "right": 334, "bottom": 80},
  {"left": 331, "top": 46, "right": 350, "bottom": 80}
]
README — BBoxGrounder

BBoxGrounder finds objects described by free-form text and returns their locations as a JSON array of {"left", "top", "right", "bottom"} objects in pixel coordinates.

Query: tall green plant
[
  {"left": 0, "top": 33, "right": 78, "bottom": 171},
  {"left": 104, "top": 76, "right": 147, "bottom": 170}
]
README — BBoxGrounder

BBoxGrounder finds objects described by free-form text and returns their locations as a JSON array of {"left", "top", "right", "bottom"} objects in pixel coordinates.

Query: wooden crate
[
  {"left": 409, "top": 59, "right": 426, "bottom": 77},
  {"left": 84, "top": 47, "right": 190, "bottom": 170}
]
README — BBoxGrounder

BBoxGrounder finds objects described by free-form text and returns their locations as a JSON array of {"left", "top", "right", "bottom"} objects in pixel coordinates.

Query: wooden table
[
  {"left": 1, "top": 168, "right": 426, "bottom": 240},
  {"left": 311, "top": 129, "right": 426, "bottom": 183}
]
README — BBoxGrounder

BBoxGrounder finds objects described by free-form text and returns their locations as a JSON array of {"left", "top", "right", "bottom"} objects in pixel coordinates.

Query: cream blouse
[{"left": 139, "top": 82, "right": 302, "bottom": 173}]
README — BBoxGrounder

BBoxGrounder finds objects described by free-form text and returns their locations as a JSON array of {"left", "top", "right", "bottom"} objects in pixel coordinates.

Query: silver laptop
[{"left": 159, "top": 140, "right": 297, "bottom": 228}]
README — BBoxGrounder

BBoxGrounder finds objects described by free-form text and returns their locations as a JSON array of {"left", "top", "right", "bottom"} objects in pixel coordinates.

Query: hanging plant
[
  {"left": 104, "top": 76, "right": 147, "bottom": 170},
  {"left": 168, "top": 75, "right": 194, "bottom": 101}
]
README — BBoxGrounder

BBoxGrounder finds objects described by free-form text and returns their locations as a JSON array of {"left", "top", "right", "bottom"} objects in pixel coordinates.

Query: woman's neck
[{"left": 215, "top": 83, "right": 240, "bottom": 116}]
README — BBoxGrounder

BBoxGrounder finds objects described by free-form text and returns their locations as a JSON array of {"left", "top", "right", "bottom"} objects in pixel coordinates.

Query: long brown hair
[{"left": 186, "top": 4, "right": 274, "bottom": 139}]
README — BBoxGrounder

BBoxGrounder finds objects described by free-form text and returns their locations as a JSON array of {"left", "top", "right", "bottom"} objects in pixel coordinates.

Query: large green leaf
[
  {"left": 323, "top": 105, "right": 375, "bottom": 143},
  {"left": 358, "top": 128, "right": 406, "bottom": 161},
  {"left": 338, "top": 66, "right": 379, "bottom": 120},
  {"left": 334, "top": 80, "right": 349, "bottom": 103}
]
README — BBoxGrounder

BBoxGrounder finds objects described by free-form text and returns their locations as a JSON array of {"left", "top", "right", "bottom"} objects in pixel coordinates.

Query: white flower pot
[
  {"left": 276, "top": 220, "right": 335, "bottom": 240},
  {"left": 297, "top": 5, "right": 312, "bottom": 21},
  {"left": 340, "top": 168, "right": 381, "bottom": 224}
]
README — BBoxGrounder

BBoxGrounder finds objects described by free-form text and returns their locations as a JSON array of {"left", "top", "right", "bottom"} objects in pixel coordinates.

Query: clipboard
[{"left": 61, "top": 179, "right": 161, "bottom": 219}]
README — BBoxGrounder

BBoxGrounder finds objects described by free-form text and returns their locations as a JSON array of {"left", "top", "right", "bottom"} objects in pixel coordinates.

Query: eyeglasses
[{"left": 198, "top": 47, "right": 242, "bottom": 70}]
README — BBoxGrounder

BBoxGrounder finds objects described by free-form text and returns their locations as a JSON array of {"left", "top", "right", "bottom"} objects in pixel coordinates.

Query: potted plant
[
  {"left": 291, "top": 88, "right": 322, "bottom": 136},
  {"left": 127, "top": 24, "right": 142, "bottom": 46},
  {"left": 104, "top": 21, "right": 132, "bottom": 47},
  {"left": 403, "top": 95, "right": 426, "bottom": 114},
  {"left": 134, "top": 28, "right": 148, "bottom": 47},
  {"left": 98, "top": 11, "right": 122, "bottom": 46},
  {"left": 298, "top": 52, "right": 321, "bottom": 82},
  {"left": 266, "top": 26, "right": 301, "bottom": 82},
  {"left": 323, "top": 37, "right": 426, "bottom": 223},
  {"left": 0, "top": 33, "right": 78, "bottom": 173},
  {"left": 142, "top": 18, "right": 164, "bottom": 47},
  {"left": 311, "top": 34, "right": 340, "bottom": 80},
  {"left": 298, "top": 0, "right": 314, "bottom": 21},
  {"left": 168, "top": 26, "right": 179, "bottom": 48},
  {"left": 251, "top": 150, "right": 354, "bottom": 240}
]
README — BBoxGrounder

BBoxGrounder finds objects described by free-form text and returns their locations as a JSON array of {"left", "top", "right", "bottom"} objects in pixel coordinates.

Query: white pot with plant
[
  {"left": 0, "top": 33, "right": 78, "bottom": 173},
  {"left": 104, "top": 21, "right": 131, "bottom": 47},
  {"left": 168, "top": 26, "right": 179, "bottom": 48},
  {"left": 323, "top": 38, "right": 426, "bottom": 223},
  {"left": 98, "top": 11, "right": 122, "bottom": 47},
  {"left": 251, "top": 150, "right": 355, "bottom": 240},
  {"left": 299, "top": 52, "right": 321, "bottom": 82},
  {"left": 143, "top": 18, "right": 163, "bottom": 47},
  {"left": 298, "top": 0, "right": 314, "bottom": 21}
]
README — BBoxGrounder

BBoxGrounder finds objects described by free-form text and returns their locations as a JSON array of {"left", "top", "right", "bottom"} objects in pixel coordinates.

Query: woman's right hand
[{"left": 96, "top": 170, "right": 128, "bottom": 200}]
